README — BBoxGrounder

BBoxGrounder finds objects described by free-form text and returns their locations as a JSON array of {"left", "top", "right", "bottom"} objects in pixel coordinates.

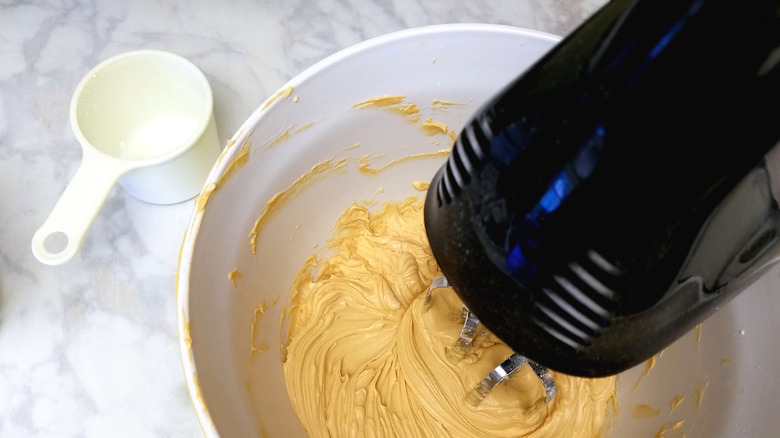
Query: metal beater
[{"left": 425, "top": 277, "right": 557, "bottom": 404}]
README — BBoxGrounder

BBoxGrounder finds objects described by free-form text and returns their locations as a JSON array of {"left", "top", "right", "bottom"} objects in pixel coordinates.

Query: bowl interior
[{"left": 179, "top": 24, "right": 780, "bottom": 438}]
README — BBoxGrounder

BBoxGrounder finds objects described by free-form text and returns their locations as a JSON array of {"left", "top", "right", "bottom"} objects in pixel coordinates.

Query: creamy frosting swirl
[{"left": 283, "top": 196, "right": 616, "bottom": 437}]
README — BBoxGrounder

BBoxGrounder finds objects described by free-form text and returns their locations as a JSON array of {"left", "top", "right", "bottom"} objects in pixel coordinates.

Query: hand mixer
[{"left": 423, "top": 0, "right": 780, "bottom": 399}]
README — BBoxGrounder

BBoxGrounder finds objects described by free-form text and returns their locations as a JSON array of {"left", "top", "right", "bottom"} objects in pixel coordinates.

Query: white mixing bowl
[{"left": 176, "top": 24, "right": 780, "bottom": 437}]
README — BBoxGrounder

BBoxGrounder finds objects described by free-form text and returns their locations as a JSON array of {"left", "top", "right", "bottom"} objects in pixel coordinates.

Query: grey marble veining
[{"left": 0, "top": 1, "right": 605, "bottom": 436}]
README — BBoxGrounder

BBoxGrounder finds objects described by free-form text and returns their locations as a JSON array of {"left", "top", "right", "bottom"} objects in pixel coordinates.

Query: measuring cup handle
[{"left": 31, "top": 155, "right": 128, "bottom": 265}]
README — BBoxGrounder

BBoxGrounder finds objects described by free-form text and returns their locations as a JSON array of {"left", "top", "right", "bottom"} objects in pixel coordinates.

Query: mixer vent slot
[
  {"left": 534, "top": 300, "right": 593, "bottom": 350},
  {"left": 436, "top": 121, "right": 491, "bottom": 205},
  {"left": 532, "top": 250, "right": 622, "bottom": 350}
]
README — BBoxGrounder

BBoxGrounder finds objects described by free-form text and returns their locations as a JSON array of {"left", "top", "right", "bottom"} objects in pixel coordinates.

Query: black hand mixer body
[{"left": 424, "top": 0, "right": 780, "bottom": 377}]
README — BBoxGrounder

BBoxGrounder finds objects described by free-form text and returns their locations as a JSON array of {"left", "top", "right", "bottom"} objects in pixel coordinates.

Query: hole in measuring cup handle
[
  {"left": 31, "top": 226, "right": 81, "bottom": 266},
  {"left": 43, "top": 231, "right": 69, "bottom": 254}
]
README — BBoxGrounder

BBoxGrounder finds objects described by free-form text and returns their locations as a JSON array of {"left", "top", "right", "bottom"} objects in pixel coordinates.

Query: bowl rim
[{"left": 175, "top": 22, "right": 561, "bottom": 437}]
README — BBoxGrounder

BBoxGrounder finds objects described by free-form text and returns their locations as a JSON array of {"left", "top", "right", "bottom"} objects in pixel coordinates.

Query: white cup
[{"left": 32, "top": 50, "right": 220, "bottom": 265}]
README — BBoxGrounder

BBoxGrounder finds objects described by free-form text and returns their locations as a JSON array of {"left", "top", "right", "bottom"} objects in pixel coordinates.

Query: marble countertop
[{"left": 0, "top": 1, "right": 606, "bottom": 436}]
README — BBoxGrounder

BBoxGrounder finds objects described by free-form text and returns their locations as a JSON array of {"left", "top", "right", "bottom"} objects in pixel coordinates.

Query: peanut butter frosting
[{"left": 282, "top": 196, "right": 616, "bottom": 437}]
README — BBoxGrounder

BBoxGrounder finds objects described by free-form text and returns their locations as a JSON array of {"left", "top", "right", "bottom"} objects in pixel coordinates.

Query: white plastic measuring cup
[{"left": 32, "top": 50, "right": 220, "bottom": 265}]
